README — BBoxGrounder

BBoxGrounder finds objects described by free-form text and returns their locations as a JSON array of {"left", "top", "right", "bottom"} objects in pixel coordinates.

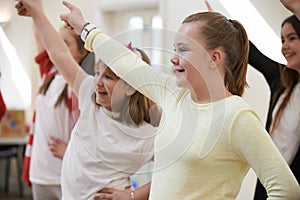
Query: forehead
[
  {"left": 95, "top": 61, "right": 117, "bottom": 74},
  {"left": 281, "top": 23, "right": 296, "bottom": 36},
  {"left": 95, "top": 61, "right": 107, "bottom": 70},
  {"left": 175, "top": 22, "right": 204, "bottom": 47}
]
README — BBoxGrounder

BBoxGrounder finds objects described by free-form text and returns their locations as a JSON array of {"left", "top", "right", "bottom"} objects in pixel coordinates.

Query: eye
[
  {"left": 105, "top": 74, "right": 113, "bottom": 79},
  {"left": 174, "top": 47, "right": 186, "bottom": 54},
  {"left": 282, "top": 33, "right": 299, "bottom": 44},
  {"left": 288, "top": 35, "right": 298, "bottom": 41},
  {"left": 178, "top": 47, "right": 186, "bottom": 53}
]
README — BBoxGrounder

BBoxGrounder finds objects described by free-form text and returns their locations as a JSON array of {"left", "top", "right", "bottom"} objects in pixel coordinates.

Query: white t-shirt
[
  {"left": 61, "top": 76, "right": 156, "bottom": 200},
  {"left": 30, "top": 75, "right": 71, "bottom": 185},
  {"left": 272, "top": 82, "right": 300, "bottom": 165}
]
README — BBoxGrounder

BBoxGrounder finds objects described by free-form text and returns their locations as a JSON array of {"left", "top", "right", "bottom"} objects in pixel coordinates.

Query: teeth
[
  {"left": 174, "top": 68, "right": 184, "bottom": 72},
  {"left": 284, "top": 52, "right": 294, "bottom": 57}
]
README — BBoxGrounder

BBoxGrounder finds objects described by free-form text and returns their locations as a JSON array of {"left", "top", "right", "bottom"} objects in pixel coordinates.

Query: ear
[
  {"left": 125, "top": 85, "right": 136, "bottom": 96},
  {"left": 211, "top": 50, "right": 222, "bottom": 64}
]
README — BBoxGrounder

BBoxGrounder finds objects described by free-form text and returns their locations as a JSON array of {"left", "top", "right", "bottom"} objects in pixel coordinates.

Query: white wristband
[
  {"left": 131, "top": 190, "right": 135, "bottom": 200},
  {"left": 80, "top": 23, "right": 97, "bottom": 42}
]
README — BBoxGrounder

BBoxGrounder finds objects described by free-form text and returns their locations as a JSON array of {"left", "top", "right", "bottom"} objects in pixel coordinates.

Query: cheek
[
  {"left": 106, "top": 82, "right": 118, "bottom": 95},
  {"left": 184, "top": 58, "right": 203, "bottom": 75},
  {"left": 293, "top": 42, "right": 300, "bottom": 53}
]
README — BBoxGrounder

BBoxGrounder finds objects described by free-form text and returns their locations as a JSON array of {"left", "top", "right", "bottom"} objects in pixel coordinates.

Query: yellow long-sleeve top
[{"left": 85, "top": 29, "right": 300, "bottom": 200}]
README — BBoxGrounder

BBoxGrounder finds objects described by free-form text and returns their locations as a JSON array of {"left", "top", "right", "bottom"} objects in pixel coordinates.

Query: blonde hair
[{"left": 182, "top": 12, "right": 249, "bottom": 96}]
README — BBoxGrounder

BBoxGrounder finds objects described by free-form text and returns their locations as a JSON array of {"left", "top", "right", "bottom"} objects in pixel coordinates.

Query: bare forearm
[
  {"left": 133, "top": 182, "right": 151, "bottom": 200},
  {"left": 280, "top": 0, "right": 300, "bottom": 20},
  {"left": 30, "top": 10, "right": 78, "bottom": 88},
  {"left": 33, "top": 0, "right": 45, "bottom": 53}
]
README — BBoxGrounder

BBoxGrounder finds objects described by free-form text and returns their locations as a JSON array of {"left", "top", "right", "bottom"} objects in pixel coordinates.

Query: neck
[{"left": 190, "top": 77, "right": 231, "bottom": 104}]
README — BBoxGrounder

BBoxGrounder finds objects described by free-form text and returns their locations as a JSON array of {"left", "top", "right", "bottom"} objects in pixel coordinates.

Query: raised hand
[
  {"left": 60, "top": 1, "right": 87, "bottom": 35},
  {"left": 15, "top": 0, "right": 41, "bottom": 17},
  {"left": 280, "top": 0, "right": 300, "bottom": 20}
]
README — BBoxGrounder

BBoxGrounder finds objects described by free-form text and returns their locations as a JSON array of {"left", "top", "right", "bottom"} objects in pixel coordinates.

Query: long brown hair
[
  {"left": 128, "top": 48, "right": 161, "bottom": 127},
  {"left": 182, "top": 12, "right": 249, "bottom": 96},
  {"left": 270, "top": 15, "right": 300, "bottom": 133}
]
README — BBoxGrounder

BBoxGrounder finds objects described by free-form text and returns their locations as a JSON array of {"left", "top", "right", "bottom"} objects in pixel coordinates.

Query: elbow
[
  {"left": 267, "top": 186, "right": 300, "bottom": 199},
  {"left": 287, "top": 188, "right": 300, "bottom": 200}
]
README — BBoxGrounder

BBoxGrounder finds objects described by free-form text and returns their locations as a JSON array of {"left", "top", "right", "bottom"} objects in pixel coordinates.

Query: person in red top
[
  {"left": 20, "top": 0, "right": 95, "bottom": 199},
  {"left": 0, "top": 70, "right": 6, "bottom": 121},
  {"left": 0, "top": 89, "right": 6, "bottom": 121}
]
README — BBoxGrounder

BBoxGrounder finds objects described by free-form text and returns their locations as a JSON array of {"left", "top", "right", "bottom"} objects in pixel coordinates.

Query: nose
[
  {"left": 170, "top": 55, "right": 179, "bottom": 65},
  {"left": 282, "top": 43, "right": 287, "bottom": 50},
  {"left": 95, "top": 75, "right": 103, "bottom": 87},
  {"left": 281, "top": 41, "right": 289, "bottom": 55},
  {"left": 282, "top": 39, "right": 290, "bottom": 50}
]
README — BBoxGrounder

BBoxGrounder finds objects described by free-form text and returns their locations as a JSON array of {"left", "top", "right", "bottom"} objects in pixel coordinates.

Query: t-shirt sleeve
[
  {"left": 230, "top": 110, "right": 300, "bottom": 199},
  {"left": 77, "top": 74, "right": 94, "bottom": 111}
]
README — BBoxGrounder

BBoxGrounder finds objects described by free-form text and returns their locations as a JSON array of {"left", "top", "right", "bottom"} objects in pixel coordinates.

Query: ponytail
[{"left": 224, "top": 19, "right": 249, "bottom": 96}]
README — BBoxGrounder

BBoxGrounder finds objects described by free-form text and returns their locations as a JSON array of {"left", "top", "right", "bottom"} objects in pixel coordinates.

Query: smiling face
[
  {"left": 94, "top": 61, "right": 136, "bottom": 111},
  {"left": 281, "top": 22, "right": 300, "bottom": 73},
  {"left": 171, "top": 22, "right": 213, "bottom": 90}
]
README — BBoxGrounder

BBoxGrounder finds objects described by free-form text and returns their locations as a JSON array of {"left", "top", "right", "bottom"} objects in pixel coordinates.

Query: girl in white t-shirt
[{"left": 59, "top": 46, "right": 160, "bottom": 199}]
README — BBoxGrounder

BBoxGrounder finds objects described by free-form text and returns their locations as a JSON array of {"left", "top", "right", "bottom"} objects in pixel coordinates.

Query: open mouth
[
  {"left": 96, "top": 90, "right": 107, "bottom": 97},
  {"left": 173, "top": 66, "right": 185, "bottom": 75}
]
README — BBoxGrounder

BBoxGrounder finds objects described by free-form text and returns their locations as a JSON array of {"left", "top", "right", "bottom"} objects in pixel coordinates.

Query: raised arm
[
  {"left": 32, "top": 0, "right": 44, "bottom": 54},
  {"left": 280, "top": 0, "right": 300, "bottom": 20},
  {"left": 248, "top": 41, "right": 283, "bottom": 89},
  {"left": 15, "top": 0, "right": 82, "bottom": 90},
  {"left": 60, "top": 1, "right": 176, "bottom": 104},
  {"left": 60, "top": 1, "right": 86, "bottom": 35}
]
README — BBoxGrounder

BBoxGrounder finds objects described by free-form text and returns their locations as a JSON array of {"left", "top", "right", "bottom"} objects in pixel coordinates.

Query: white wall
[{"left": 0, "top": 0, "right": 96, "bottom": 122}]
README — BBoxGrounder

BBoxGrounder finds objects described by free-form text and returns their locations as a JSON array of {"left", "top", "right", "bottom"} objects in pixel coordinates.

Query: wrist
[{"left": 80, "top": 22, "right": 97, "bottom": 42}]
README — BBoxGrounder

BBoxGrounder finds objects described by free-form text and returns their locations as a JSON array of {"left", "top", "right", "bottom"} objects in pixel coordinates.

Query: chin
[
  {"left": 286, "top": 62, "right": 300, "bottom": 72},
  {"left": 95, "top": 98, "right": 105, "bottom": 106},
  {"left": 176, "top": 79, "right": 189, "bottom": 88},
  {"left": 175, "top": 78, "right": 183, "bottom": 87}
]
